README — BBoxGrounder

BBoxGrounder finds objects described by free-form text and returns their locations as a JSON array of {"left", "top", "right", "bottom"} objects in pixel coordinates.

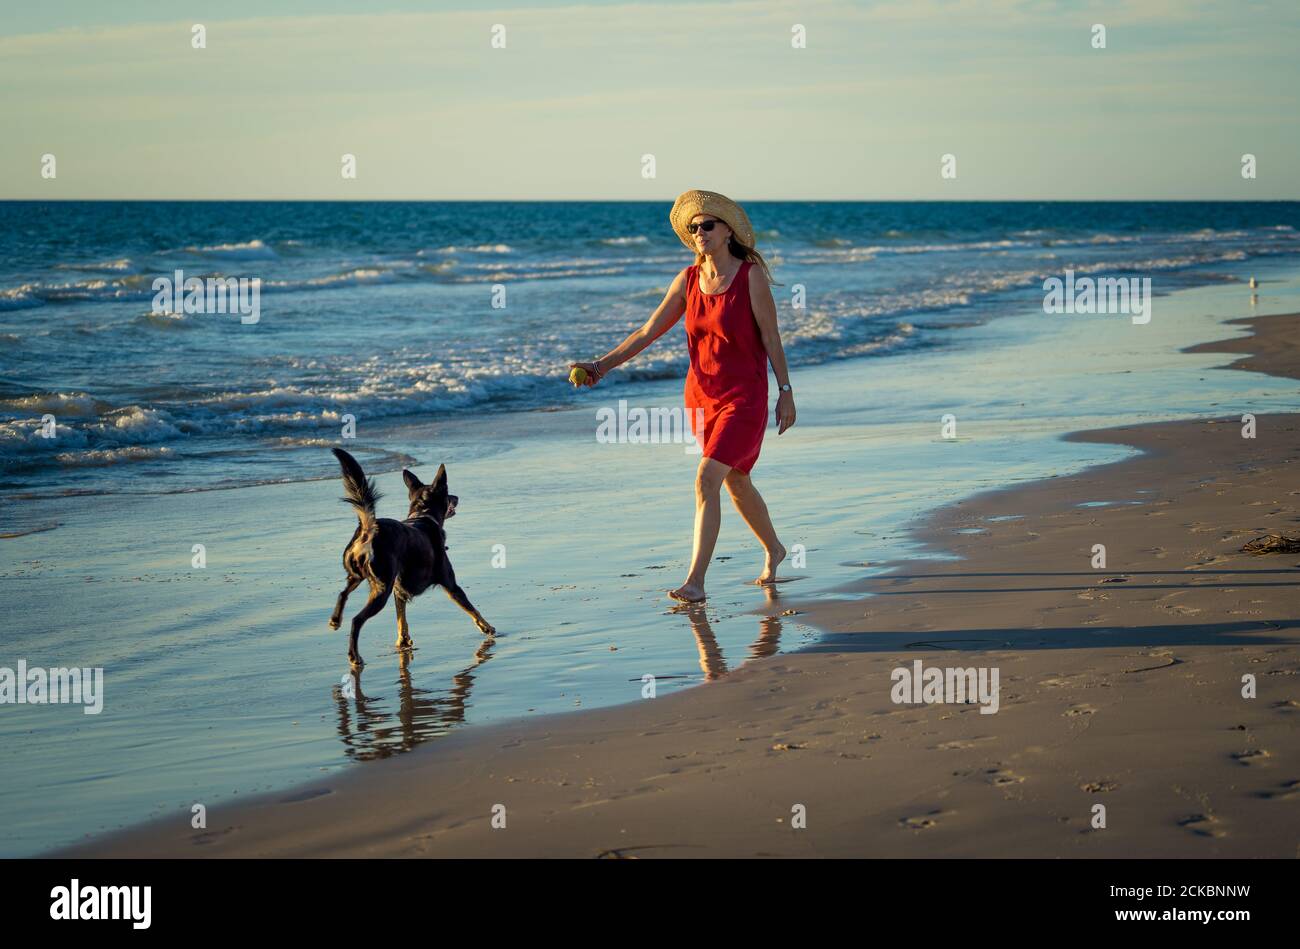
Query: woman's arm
[
  {"left": 569, "top": 269, "right": 689, "bottom": 386},
  {"left": 748, "top": 266, "right": 797, "bottom": 434}
]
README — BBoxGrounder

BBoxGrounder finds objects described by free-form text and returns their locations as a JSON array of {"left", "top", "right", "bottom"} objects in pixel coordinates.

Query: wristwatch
[{"left": 778, "top": 383, "right": 792, "bottom": 393}]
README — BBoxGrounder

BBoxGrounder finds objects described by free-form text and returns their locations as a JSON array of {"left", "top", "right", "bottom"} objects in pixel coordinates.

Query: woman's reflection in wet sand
[
  {"left": 676, "top": 584, "right": 785, "bottom": 681},
  {"left": 334, "top": 638, "right": 495, "bottom": 761}
]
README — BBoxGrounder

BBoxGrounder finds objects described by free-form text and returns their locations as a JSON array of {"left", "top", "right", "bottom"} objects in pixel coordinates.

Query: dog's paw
[
  {"left": 478, "top": 622, "right": 497, "bottom": 637},
  {"left": 328, "top": 617, "right": 341, "bottom": 630}
]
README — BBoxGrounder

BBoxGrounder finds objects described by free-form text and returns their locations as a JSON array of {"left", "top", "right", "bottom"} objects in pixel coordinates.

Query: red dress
[{"left": 683, "top": 259, "right": 770, "bottom": 474}]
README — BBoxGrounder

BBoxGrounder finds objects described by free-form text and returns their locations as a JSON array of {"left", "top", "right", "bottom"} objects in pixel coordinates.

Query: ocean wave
[
  {"left": 0, "top": 405, "right": 188, "bottom": 466},
  {"left": 0, "top": 256, "right": 652, "bottom": 309},
  {"left": 428, "top": 243, "right": 512, "bottom": 254},
  {"left": 0, "top": 392, "right": 110, "bottom": 417},
  {"left": 795, "top": 238, "right": 1032, "bottom": 264},
  {"left": 0, "top": 287, "right": 42, "bottom": 310},
  {"left": 806, "top": 229, "right": 1300, "bottom": 254},
  {"left": 838, "top": 323, "right": 919, "bottom": 358},
  {"left": 264, "top": 267, "right": 397, "bottom": 291},
  {"left": 0, "top": 274, "right": 154, "bottom": 308},
  {"left": 52, "top": 445, "right": 176, "bottom": 467},
  {"left": 184, "top": 239, "right": 278, "bottom": 260},
  {"left": 453, "top": 255, "right": 659, "bottom": 272},
  {"left": 54, "top": 258, "right": 138, "bottom": 273},
  {"left": 920, "top": 250, "right": 1256, "bottom": 300},
  {"left": 132, "top": 309, "right": 201, "bottom": 329},
  {"left": 430, "top": 266, "right": 627, "bottom": 284}
]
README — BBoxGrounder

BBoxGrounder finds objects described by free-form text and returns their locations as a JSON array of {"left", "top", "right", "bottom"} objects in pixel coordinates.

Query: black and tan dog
[{"left": 329, "top": 447, "right": 495, "bottom": 667}]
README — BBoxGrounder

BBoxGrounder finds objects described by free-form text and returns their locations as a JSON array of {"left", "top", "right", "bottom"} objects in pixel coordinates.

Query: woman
[{"left": 569, "top": 189, "right": 796, "bottom": 603}]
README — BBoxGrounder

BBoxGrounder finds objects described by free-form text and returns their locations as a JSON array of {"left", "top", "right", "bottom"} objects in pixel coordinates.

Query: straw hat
[{"left": 669, "top": 189, "right": 755, "bottom": 252}]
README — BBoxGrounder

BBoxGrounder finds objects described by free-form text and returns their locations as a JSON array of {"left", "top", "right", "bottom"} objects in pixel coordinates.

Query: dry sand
[{"left": 61, "top": 314, "right": 1300, "bottom": 858}]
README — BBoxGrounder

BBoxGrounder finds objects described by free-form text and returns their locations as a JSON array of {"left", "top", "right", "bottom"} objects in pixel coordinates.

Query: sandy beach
[{"left": 57, "top": 309, "right": 1299, "bottom": 859}]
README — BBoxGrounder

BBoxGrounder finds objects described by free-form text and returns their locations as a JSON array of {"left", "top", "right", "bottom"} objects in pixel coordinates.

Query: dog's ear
[
  {"left": 402, "top": 469, "right": 424, "bottom": 493},
  {"left": 431, "top": 464, "right": 447, "bottom": 488}
]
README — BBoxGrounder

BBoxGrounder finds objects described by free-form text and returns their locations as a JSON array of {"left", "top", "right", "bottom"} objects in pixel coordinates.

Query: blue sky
[{"left": 2, "top": 0, "right": 1297, "bottom": 199}]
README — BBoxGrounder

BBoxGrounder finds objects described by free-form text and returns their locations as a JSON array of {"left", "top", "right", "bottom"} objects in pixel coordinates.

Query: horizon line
[{"left": 3, "top": 197, "right": 1297, "bottom": 204}]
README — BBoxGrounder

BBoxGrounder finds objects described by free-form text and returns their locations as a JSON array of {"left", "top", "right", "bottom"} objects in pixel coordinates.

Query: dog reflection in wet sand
[
  {"left": 328, "top": 448, "right": 495, "bottom": 668},
  {"left": 336, "top": 638, "right": 494, "bottom": 761}
]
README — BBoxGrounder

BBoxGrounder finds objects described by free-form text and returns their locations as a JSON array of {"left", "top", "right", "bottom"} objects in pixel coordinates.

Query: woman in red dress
[{"left": 569, "top": 189, "right": 797, "bottom": 603}]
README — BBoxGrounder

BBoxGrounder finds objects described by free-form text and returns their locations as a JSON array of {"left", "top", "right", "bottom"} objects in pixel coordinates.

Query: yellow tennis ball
[{"left": 569, "top": 366, "right": 588, "bottom": 386}]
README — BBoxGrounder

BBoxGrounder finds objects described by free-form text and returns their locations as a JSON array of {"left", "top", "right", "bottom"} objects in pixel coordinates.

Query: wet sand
[{"left": 59, "top": 313, "right": 1300, "bottom": 858}]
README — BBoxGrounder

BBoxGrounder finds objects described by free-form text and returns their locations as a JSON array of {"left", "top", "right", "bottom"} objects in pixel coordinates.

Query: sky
[{"left": 1, "top": 0, "right": 1297, "bottom": 200}]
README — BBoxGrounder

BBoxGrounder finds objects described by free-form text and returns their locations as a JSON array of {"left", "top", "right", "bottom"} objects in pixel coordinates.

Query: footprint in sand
[
  {"left": 1064, "top": 704, "right": 1096, "bottom": 717},
  {"left": 1255, "top": 780, "right": 1300, "bottom": 800},
  {"left": 899, "top": 809, "right": 948, "bottom": 830},
  {"left": 1232, "top": 749, "right": 1271, "bottom": 766},
  {"left": 1039, "top": 674, "right": 1081, "bottom": 688},
  {"left": 277, "top": 787, "right": 334, "bottom": 804},
  {"left": 986, "top": 768, "right": 1024, "bottom": 786},
  {"left": 934, "top": 737, "right": 993, "bottom": 751},
  {"left": 595, "top": 844, "right": 699, "bottom": 858},
  {"left": 190, "top": 826, "right": 237, "bottom": 845},
  {"left": 1177, "top": 813, "right": 1226, "bottom": 838},
  {"left": 1081, "top": 780, "right": 1118, "bottom": 793}
]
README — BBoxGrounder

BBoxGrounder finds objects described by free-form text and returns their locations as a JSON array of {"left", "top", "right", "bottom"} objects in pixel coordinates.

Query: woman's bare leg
[
  {"left": 723, "top": 468, "right": 786, "bottom": 584},
  {"left": 669, "top": 457, "right": 731, "bottom": 602}
]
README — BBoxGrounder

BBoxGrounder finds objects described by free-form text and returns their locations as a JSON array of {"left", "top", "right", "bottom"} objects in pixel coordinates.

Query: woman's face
[{"left": 690, "top": 214, "right": 732, "bottom": 254}]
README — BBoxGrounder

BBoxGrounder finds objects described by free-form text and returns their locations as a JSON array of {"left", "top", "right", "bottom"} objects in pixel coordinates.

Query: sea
[{"left": 3, "top": 200, "right": 1298, "bottom": 495}]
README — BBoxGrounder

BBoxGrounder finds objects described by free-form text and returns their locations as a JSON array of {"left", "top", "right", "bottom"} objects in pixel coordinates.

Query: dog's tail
[{"left": 332, "top": 447, "right": 382, "bottom": 534}]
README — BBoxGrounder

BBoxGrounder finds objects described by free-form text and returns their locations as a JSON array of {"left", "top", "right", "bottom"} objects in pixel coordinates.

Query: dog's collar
[{"left": 404, "top": 514, "right": 448, "bottom": 547}]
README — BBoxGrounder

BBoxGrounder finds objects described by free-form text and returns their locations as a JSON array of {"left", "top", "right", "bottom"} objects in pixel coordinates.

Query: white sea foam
[
  {"left": 185, "top": 239, "right": 278, "bottom": 260},
  {"left": 54, "top": 258, "right": 138, "bottom": 273},
  {"left": 263, "top": 267, "right": 397, "bottom": 291},
  {"left": 53, "top": 445, "right": 175, "bottom": 466},
  {"left": 0, "top": 392, "right": 107, "bottom": 416},
  {"left": 0, "top": 286, "right": 42, "bottom": 310},
  {"left": 433, "top": 243, "right": 512, "bottom": 254}
]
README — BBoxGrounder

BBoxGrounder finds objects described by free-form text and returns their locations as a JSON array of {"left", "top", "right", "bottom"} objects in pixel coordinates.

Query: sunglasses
[{"left": 686, "top": 219, "right": 724, "bottom": 235}]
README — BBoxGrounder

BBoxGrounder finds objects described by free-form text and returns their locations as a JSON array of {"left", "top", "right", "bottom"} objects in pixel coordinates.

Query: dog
[{"left": 328, "top": 447, "right": 495, "bottom": 667}]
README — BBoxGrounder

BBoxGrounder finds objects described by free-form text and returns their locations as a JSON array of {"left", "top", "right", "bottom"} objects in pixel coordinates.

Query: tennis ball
[{"left": 569, "top": 366, "right": 588, "bottom": 386}]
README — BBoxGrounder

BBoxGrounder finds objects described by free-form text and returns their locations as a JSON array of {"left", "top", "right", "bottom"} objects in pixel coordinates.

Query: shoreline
[{"left": 56, "top": 310, "right": 1300, "bottom": 858}]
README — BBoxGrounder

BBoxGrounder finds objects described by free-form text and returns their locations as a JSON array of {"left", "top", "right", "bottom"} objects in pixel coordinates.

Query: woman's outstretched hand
[
  {"left": 776, "top": 390, "right": 796, "bottom": 434},
  {"left": 568, "top": 361, "right": 603, "bottom": 388}
]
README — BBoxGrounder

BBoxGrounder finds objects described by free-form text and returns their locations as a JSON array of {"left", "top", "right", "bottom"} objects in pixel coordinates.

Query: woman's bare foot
[
  {"left": 755, "top": 543, "right": 787, "bottom": 585},
  {"left": 668, "top": 582, "right": 706, "bottom": 603}
]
